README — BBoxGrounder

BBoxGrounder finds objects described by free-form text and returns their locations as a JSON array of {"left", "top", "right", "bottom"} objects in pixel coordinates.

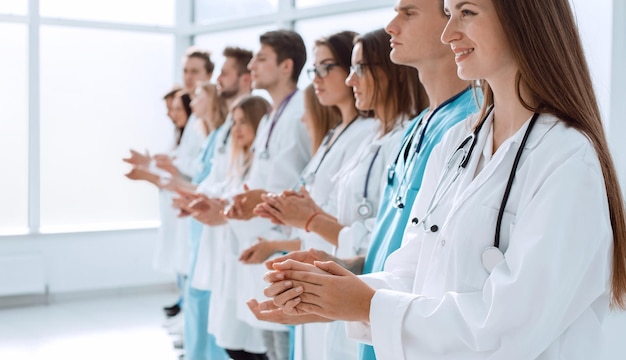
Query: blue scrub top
[
  {"left": 192, "top": 124, "right": 222, "bottom": 185},
  {"left": 189, "top": 123, "right": 225, "bottom": 255},
  {"left": 359, "top": 88, "right": 479, "bottom": 360}
]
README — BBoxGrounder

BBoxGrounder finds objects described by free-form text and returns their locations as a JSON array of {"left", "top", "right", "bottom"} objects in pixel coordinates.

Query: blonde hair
[{"left": 197, "top": 82, "right": 227, "bottom": 136}]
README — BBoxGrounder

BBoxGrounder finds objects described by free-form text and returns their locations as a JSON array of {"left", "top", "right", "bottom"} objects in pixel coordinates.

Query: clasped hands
[
  {"left": 123, "top": 150, "right": 181, "bottom": 189},
  {"left": 171, "top": 188, "right": 229, "bottom": 225},
  {"left": 246, "top": 249, "right": 375, "bottom": 325},
  {"left": 253, "top": 186, "right": 325, "bottom": 228}
]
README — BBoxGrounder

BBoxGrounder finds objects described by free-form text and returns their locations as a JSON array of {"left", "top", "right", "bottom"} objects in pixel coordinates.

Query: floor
[
  {"left": 1, "top": 290, "right": 626, "bottom": 359},
  {"left": 0, "top": 291, "right": 182, "bottom": 360}
]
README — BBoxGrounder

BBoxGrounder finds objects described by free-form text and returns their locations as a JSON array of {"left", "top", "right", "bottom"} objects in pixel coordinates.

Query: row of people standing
[
  {"left": 125, "top": 24, "right": 437, "bottom": 359},
  {"left": 128, "top": 0, "right": 626, "bottom": 359}
]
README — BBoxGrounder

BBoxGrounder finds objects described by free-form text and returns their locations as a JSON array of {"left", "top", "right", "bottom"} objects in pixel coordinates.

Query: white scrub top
[
  {"left": 174, "top": 114, "right": 207, "bottom": 179},
  {"left": 153, "top": 115, "right": 206, "bottom": 275},
  {"left": 333, "top": 120, "right": 407, "bottom": 258},
  {"left": 348, "top": 112, "right": 612, "bottom": 360},
  {"left": 208, "top": 174, "right": 266, "bottom": 353},
  {"left": 297, "top": 117, "right": 377, "bottom": 253},
  {"left": 234, "top": 89, "right": 312, "bottom": 331},
  {"left": 191, "top": 116, "right": 232, "bottom": 291},
  {"left": 303, "top": 119, "right": 405, "bottom": 360}
]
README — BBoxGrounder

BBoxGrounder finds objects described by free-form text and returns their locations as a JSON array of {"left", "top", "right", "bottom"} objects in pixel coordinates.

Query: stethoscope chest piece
[
  {"left": 259, "top": 150, "right": 270, "bottom": 160},
  {"left": 481, "top": 246, "right": 504, "bottom": 273},
  {"left": 357, "top": 199, "right": 372, "bottom": 219}
]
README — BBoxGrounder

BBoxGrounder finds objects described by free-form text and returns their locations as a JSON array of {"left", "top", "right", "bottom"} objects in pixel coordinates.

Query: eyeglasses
[
  {"left": 349, "top": 63, "right": 378, "bottom": 78},
  {"left": 307, "top": 63, "right": 339, "bottom": 80}
]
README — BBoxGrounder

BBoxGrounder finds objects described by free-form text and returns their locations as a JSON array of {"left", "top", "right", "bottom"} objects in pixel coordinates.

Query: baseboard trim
[{"left": 0, "top": 282, "right": 177, "bottom": 309}]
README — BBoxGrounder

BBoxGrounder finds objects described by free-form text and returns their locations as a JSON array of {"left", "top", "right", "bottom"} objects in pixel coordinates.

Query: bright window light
[
  {"left": 0, "top": 23, "right": 28, "bottom": 232},
  {"left": 39, "top": 26, "right": 175, "bottom": 229}
]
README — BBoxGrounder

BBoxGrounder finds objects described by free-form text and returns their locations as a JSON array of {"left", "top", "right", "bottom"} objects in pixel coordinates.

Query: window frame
[{"left": 11, "top": 0, "right": 622, "bottom": 235}]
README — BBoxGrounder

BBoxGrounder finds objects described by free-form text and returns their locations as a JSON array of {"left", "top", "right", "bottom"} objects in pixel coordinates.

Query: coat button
[
  {"left": 430, "top": 225, "right": 439, "bottom": 232},
  {"left": 411, "top": 217, "right": 419, "bottom": 225},
  {"left": 441, "top": 239, "right": 446, "bottom": 246}
]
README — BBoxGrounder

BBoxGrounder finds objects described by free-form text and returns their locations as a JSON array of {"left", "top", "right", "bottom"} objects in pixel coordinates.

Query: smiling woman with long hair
[{"left": 261, "top": 0, "right": 626, "bottom": 359}]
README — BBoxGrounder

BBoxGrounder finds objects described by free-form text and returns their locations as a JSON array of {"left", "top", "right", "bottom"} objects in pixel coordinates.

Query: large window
[
  {"left": 39, "top": 26, "right": 174, "bottom": 231},
  {"left": 295, "top": 7, "right": 396, "bottom": 87},
  {"left": 0, "top": 0, "right": 26, "bottom": 15},
  {"left": 194, "top": 0, "right": 278, "bottom": 24},
  {"left": 40, "top": 0, "right": 175, "bottom": 26},
  {"left": 12, "top": 0, "right": 618, "bottom": 235},
  {"left": 0, "top": 1, "right": 177, "bottom": 235},
  {"left": 194, "top": 25, "right": 274, "bottom": 75},
  {"left": 0, "top": 23, "right": 28, "bottom": 234},
  {"left": 296, "top": 0, "right": 352, "bottom": 7}
]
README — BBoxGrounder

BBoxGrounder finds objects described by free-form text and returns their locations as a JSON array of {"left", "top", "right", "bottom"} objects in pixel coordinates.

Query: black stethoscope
[
  {"left": 301, "top": 116, "right": 358, "bottom": 186},
  {"left": 412, "top": 106, "right": 540, "bottom": 273},
  {"left": 356, "top": 145, "right": 382, "bottom": 219},
  {"left": 216, "top": 124, "right": 232, "bottom": 154},
  {"left": 387, "top": 87, "right": 471, "bottom": 210},
  {"left": 258, "top": 89, "right": 298, "bottom": 160}
]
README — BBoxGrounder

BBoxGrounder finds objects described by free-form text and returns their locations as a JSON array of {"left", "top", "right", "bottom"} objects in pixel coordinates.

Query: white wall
[
  {"left": 0, "top": 229, "right": 171, "bottom": 296},
  {"left": 609, "top": 0, "right": 626, "bottom": 195},
  {"left": 572, "top": 2, "right": 626, "bottom": 358}
]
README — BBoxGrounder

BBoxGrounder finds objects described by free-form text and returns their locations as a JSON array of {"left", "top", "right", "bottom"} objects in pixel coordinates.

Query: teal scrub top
[
  {"left": 359, "top": 88, "right": 479, "bottom": 360},
  {"left": 189, "top": 123, "right": 225, "bottom": 258}
]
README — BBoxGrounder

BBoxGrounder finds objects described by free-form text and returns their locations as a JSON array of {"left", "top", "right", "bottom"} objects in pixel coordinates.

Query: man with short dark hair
[
  {"left": 222, "top": 29, "right": 311, "bottom": 360},
  {"left": 218, "top": 47, "right": 253, "bottom": 103},
  {"left": 183, "top": 47, "right": 214, "bottom": 95}
]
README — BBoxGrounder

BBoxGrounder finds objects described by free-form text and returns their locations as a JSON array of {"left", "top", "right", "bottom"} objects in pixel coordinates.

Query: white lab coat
[
  {"left": 173, "top": 115, "right": 207, "bottom": 275},
  {"left": 333, "top": 120, "right": 407, "bottom": 258},
  {"left": 234, "top": 89, "right": 312, "bottom": 331},
  {"left": 191, "top": 116, "right": 232, "bottom": 291},
  {"left": 292, "top": 117, "right": 376, "bottom": 360},
  {"left": 207, "top": 173, "right": 267, "bottom": 353},
  {"left": 305, "top": 120, "right": 405, "bottom": 360},
  {"left": 153, "top": 186, "right": 179, "bottom": 273},
  {"left": 297, "top": 117, "right": 377, "bottom": 253},
  {"left": 153, "top": 115, "right": 206, "bottom": 274},
  {"left": 347, "top": 112, "right": 612, "bottom": 360}
]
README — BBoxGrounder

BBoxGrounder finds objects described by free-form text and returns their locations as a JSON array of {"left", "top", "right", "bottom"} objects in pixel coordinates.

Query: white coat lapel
[{"left": 445, "top": 113, "right": 557, "bottom": 222}]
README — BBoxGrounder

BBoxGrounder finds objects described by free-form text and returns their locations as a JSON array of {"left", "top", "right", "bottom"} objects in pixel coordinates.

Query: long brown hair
[
  {"left": 356, "top": 28, "right": 428, "bottom": 134},
  {"left": 480, "top": 0, "right": 626, "bottom": 308},
  {"left": 229, "top": 95, "right": 271, "bottom": 179},
  {"left": 303, "top": 84, "right": 341, "bottom": 151}
]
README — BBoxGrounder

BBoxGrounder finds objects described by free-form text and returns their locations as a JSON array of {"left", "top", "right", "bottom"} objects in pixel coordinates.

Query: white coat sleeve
[
  {"left": 368, "top": 146, "right": 612, "bottom": 359},
  {"left": 344, "top": 231, "right": 425, "bottom": 344}
]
